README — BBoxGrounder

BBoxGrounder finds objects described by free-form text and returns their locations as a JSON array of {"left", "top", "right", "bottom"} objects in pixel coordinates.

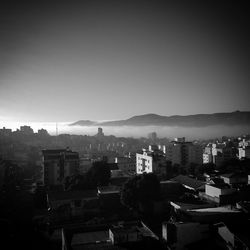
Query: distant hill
[
  {"left": 69, "top": 120, "right": 97, "bottom": 126},
  {"left": 70, "top": 111, "right": 250, "bottom": 127}
]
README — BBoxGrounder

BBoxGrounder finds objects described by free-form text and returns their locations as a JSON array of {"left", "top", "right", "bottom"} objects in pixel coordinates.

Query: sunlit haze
[{"left": 0, "top": 1, "right": 249, "bottom": 124}]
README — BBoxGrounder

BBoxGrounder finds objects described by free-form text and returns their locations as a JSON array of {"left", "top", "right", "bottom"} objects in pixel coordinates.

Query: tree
[
  {"left": 120, "top": 173, "right": 161, "bottom": 213},
  {"left": 87, "top": 160, "right": 111, "bottom": 186},
  {"left": 2, "top": 160, "right": 23, "bottom": 193},
  {"left": 65, "top": 160, "right": 111, "bottom": 191}
]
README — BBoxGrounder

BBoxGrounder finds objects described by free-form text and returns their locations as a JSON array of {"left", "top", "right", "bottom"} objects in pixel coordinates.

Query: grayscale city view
[{"left": 0, "top": 1, "right": 250, "bottom": 250}]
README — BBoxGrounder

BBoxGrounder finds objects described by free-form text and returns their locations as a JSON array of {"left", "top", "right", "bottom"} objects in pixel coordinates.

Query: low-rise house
[
  {"left": 162, "top": 221, "right": 210, "bottom": 249},
  {"left": 109, "top": 221, "right": 158, "bottom": 244},
  {"left": 62, "top": 221, "right": 163, "bottom": 250},
  {"left": 184, "top": 206, "right": 243, "bottom": 224},
  {"left": 170, "top": 200, "right": 244, "bottom": 223},
  {"left": 220, "top": 173, "right": 248, "bottom": 188},
  {"left": 201, "top": 183, "right": 237, "bottom": 205}
]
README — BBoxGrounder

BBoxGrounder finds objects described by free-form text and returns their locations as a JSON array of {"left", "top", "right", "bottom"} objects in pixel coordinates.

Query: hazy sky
[{"left": 0, "top": 0, "right": 249, "bottom": 122}]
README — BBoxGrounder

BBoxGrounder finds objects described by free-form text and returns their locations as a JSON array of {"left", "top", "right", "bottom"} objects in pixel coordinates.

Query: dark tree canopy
[
  {"left": 120, "top": 173, "right": 161, "bottom": 211},
  {"left": 64, "top": 160, "right": 111, "bottom": 190},
  {"left": 1, "top": 160, "right": 23, "bottom": 192},
  {"left": 88, "top": 161, "right": 111, "bottom": 186}
]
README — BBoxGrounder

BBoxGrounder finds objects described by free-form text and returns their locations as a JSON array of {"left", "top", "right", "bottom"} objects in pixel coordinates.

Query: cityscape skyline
[
  {"left": 0, "top": 1, "right": 250, "bottom": 123},
  {"left": 1, "top": 1, "right": 250, "bottom": 246}
]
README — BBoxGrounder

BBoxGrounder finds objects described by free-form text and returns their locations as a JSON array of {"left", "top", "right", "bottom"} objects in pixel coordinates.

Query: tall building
[
  {"left": 165, "top": 137, "right": 203, "bottom": 166},
  {"left": 238, "top": 139, "right": 250, "bottom": 159},
  {"left": 136, "top": 146, "right": 166, "bottom": 175},
  {"left": 42, "top": 148, "right": 79, "bottom": 186},
  {"left": 211, "top": 143, "right": 237, "bottom": 166},
  {"left": 115, "top": 156, "right": 136, "bottom": 172},
  {"left": 148, "top": 132, "right": 157, "bottom": 142},
  {"left": 37, "top": 128, "right": 49, "bottom": 136},
  {"left": 203, "top": 143, "right": 213, "bottom": 164},
  {"left": 0, "top": 127, "right": 12, "bottom": 136},
  {"left": 96, "top": 127, "right": 104, "bottom": 138},
  {"left": 20, "top": 125, "right": 34, "bottom": 134}
]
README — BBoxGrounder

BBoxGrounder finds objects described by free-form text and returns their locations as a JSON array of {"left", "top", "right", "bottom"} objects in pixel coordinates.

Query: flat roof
[
  {"left": 171, "top": 175, "right": 205, "bottom": 190},
  {"left": 170, "top": 201, "right": 214, "bottom": 211},
  {"left": 188, "top": 206, "right": 241, "bottom": 213},
  {"left": 220, "top": 172, "right": 247, "bottom": 178}
]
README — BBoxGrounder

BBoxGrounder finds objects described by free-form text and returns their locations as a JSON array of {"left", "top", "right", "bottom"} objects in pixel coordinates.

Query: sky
[{"left": 0, "top": 0, "right": 249, "bottom": 122}]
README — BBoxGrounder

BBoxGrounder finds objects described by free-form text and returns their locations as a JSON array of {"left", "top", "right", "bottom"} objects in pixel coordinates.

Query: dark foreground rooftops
[
  {"left": 48, "top": 190, "right": 97, "bottom": 201},
  {"left": 171, "top": 175, "right": 205, "bottom": 191}
]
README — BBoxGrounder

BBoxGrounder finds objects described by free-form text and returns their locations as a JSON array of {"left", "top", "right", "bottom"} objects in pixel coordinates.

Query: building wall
[
  {"left": 42, "top": 150, "right": 79, "bottom": 186},
  {"left": 163, "top": 222, "right": 209, "bottom": 249},
  {"left": 80, "top": 158, "right": 92, "bottom": 173},
  {"left": 203, "top": 153, "right": 212, "bottom": 164},
  {"left": 136, "top": 153, "right": 153, "bottom": 174},
  {"left": 176, "top": 223, "right": 209, "bottom": 249},
  {"left": 109, "top": 229, "right": 139, "bottom": 244},
  {"left": 238, "top": 147, "right": 250, "bottom": 159},
  {"left": 212, "top": 144, "right": 237, "bottom": 166},
  {"left": 218, "top": 225, "right": 234, "bottom": 247},
  {"left": 221, "top": 176, "right": 248, "bottom": 185},
  {"left": 165, "top": 142, "right": 202, "bottom": 166},
  {"left": 205, "top": 184, "right": 236, "bottom": 198},
  {"left": 115, "top": 157, "right": 136, "bottom": 172}
]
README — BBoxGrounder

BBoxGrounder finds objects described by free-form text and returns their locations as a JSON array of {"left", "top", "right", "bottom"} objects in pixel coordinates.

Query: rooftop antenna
[{"left": 56, "top": 122, "right": 58, "bottom": 136}]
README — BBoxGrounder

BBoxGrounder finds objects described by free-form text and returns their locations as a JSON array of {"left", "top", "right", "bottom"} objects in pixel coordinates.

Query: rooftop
[
  {"left": 216, "top": 221, "right": 250, "bottom": 248},
  {"left": 171, "top": 175, "right": 205, "bottom": 190},
  {"left": 63, "top": 221, "right": 161, "bottom": 250},
  {"left": 48, "top": 190, "right": 97, "bottom": 201},
  {"left": 220, "top": 172, "right": 247, "bottom": 178},
  {"left": 188, "top": 206, "right": 241, "bottom": 213},
  {"left": 170, "top": 201, "right": 214, "bottom": 211},
  {"left": 207, "top": 183, "right": 232, "bottom": 189}
]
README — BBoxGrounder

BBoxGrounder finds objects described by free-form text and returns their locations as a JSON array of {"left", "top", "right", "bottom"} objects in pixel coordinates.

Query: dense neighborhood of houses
[{"left": 1, "top": 126, "right": 250, "bottom": 249}]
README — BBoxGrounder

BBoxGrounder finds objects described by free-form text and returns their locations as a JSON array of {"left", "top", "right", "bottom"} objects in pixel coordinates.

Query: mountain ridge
[{"left": 69, "top": 111, "right": 250, "bottom": 127}]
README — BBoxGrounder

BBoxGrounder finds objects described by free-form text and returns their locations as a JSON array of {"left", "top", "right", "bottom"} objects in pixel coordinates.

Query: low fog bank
[
  {"left": 57, "top": 124, "right": 250, "bottom": 140},
  {"left": 1, "top": 121, "right": 249, "bottom": 140}
]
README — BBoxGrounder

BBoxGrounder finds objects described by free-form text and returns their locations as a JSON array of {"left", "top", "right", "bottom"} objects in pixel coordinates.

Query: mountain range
[{"left": 69, "top": 111, "right": 250, "bottom": 127}]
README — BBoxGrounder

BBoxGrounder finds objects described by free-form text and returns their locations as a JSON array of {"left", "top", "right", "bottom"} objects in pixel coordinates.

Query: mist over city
[{"left": 2, "top": 121, "right": 250, "bottom": 140}]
